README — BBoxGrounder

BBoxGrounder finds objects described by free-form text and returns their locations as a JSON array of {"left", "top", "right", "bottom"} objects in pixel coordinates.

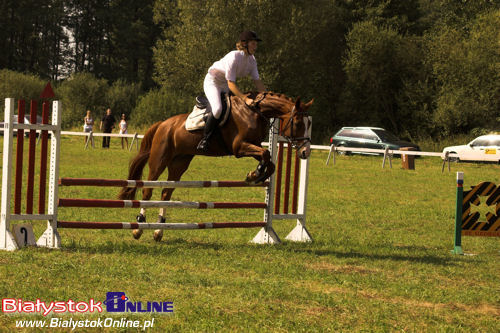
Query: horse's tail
[{"left": 118, "top": 121, "right": 162, "bottom": 200}]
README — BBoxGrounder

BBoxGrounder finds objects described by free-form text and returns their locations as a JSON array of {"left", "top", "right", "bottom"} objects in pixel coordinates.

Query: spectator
[
  {"left": 83, "top": 110, "right": 94, "bottom": 145},
  {"left": 119, "top": 113, "right": 128, "bottom": 149},
  {"left": 100, "top": 108, "right": 116, "bottom": 148}
]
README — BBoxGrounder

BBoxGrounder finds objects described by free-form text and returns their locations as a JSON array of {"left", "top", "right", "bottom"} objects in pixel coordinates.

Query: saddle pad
[
  {"left": 185, "top": 95, "right": 231, "bottom": 131},
  {"left": 185, "top": 106, "right": 208, "bottom": 131}
]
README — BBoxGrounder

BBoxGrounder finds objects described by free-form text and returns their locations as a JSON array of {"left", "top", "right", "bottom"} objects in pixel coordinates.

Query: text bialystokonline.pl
[{"left": 16, "top": 317, "right": 155, "bottom": 330}]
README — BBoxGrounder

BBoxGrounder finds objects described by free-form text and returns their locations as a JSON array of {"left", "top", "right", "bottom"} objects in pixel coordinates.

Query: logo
[
  {"left": 2, "top": 298, "right": 102, "bottom": 316},
  {"left": 104, "top": 292, "right": 173, "bottom": 313}
]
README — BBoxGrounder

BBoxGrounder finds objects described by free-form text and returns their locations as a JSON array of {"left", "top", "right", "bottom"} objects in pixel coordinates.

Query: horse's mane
[
  {"left": 264, "top": 91, "right": 294, "bottom": 102},
  {"left": 247, "top": 91, "right": 294, "bottom": 102}
]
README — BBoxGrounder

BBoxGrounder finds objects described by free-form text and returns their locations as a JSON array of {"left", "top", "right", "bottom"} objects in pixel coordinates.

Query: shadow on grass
[
  {"left": 57, "top": 238, "right": 464, "bottom": 267},
  {"left": 61, "top": 237, "right": 243, "bottom": 255},
  {"left": 291, "top": 247, "right": 456, "bottom": 266}
]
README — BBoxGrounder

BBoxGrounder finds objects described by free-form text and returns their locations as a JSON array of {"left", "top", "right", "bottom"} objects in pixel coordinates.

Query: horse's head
[{"left": 280, "top": 97, "right": 313, "bottom": 159}]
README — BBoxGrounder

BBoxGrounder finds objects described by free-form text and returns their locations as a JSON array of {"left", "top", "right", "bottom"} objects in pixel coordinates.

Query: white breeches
[{"left": 203, "top": 74, "right": 229, "bottom": 119}]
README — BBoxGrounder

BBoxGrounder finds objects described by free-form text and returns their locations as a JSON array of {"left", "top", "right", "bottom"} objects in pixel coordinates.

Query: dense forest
[{"left": 0, "top": 0, "right": 498, "bottom": 143}]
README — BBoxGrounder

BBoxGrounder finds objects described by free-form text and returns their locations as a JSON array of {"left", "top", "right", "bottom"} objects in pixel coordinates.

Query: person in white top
[
  {"left": 119, "top": 113, "right": 128, "bottom": 149},
  {"left": 83, "top": 110, "right": 94, "bottom": 145},
  {"left": 197, "top": 30, "right": 267, "bottom": 151}
]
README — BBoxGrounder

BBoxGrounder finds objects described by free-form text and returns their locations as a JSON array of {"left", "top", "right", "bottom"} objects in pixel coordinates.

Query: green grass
[{"left": 0, "top": 135, "right": 499, "bottom": 332}]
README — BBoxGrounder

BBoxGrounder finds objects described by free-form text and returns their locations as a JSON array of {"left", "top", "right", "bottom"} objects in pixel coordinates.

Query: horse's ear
[
  {"left": 304, "top": 99, "right": 314, "bottom": 110},
  {"left": 295, "top": 97, "right": 301, "bottom": 109}
]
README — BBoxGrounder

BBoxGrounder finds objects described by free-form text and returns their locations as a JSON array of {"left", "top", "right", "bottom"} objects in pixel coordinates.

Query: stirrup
[{"left": 197, "top": 138, "right": 209, "bottom": 151}]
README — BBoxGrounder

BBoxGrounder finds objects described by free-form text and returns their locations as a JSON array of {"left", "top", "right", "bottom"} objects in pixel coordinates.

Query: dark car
[{"left": 330, "top": 127, "right": 420, "bottom": 155}]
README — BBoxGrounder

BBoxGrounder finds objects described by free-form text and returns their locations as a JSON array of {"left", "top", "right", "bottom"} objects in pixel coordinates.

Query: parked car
[
  {"left": 330, "top": 127, "right": 420, "bottom": 155},
  {"left": 0, "top": 114, "right": 44, "bottom": 137},
  {"left": 442, "top": 134, "right": 500, "bottom": 163}
]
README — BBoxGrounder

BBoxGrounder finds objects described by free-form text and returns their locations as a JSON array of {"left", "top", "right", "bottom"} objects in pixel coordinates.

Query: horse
[{"left": 118, "top": 91, "right": 313, "bottom": 241}]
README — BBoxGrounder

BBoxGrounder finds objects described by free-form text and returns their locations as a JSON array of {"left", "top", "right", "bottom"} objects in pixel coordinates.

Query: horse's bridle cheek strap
[
  {"left": 280, "top": 106, "right": 296, "bottom": 137},
  {"left": 279, "top": 106, "right": 311, "bottom": 149}
]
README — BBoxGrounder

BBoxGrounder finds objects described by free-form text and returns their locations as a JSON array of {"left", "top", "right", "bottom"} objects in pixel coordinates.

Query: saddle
[{"left": 185, "top": 93, "right": 231, "bottom": 131}]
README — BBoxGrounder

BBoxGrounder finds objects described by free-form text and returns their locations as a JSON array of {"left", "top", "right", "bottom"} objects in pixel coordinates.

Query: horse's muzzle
[{"left": 298, "top": 142, "right": 311, "bottom": 159}]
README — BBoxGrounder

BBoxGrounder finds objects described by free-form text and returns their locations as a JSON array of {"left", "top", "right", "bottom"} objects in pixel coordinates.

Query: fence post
[
  {"left": 326, "top": 144, "right": 335, "bottom": 165},
  {"left": 441, "top": 151, "right": 450, "bottom": 173},
  {"left": 382, "top": 147, "right": 392, "bottom": 168},
  {"left": 1, "top": 98, "right": 19, "bottom": 250},
  {"left": 130, "top": 133, "right": 138, "bottom": 151},
  {"left": 452, "top": 172, "right": 464, "bottom": 255},
  {"left": 37, "top": 101, "right": 62, "bottom": 249},
  {"left": 252, "top": 118, "right": 281, "bottom": 244},
  {"left": 285, "top": 116, "right": 313, "bottom": 242}
]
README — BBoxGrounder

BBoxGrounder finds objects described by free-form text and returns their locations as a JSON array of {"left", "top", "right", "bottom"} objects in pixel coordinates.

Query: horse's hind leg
[
  {"left": 132, "top": 150, "right": 171, "bottom": 240},
  {"left": 154, "top": 155, "right": 194, "bottom": 242}
]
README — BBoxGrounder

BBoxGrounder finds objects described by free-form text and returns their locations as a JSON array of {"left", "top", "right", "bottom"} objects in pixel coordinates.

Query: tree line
[{"left": 0, "top": 0, "right": 498, "bottom": 143}]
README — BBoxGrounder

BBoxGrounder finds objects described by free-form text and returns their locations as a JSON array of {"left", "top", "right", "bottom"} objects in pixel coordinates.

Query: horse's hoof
[
  {"left": 245, "top": 171, "right": 257, "bottom": 184},
  {"left": 132, "top": 229, "right": 143, "bottom": 240},
  {"left": 133, "top": 214, "right": 146, "bottom": 240},
  {"left": 153, "top": 230, "right": 163, "bottom": 242}
]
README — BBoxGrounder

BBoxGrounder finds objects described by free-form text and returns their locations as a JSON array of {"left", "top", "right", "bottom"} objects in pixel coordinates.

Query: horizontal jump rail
[
  {"left": 57, "top": 221, "right": 267, "bottom": 230},
  {"left": 58, "top": 198, "right": 267, "bottom": 209},
  {"left": 59, "top": 178, "right": 268, "bottom": 188}
]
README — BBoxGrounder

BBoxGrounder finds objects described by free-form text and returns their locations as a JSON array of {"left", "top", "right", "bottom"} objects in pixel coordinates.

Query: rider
[{"left": 197, "top": 30, "right": 267, "bottom": 151}]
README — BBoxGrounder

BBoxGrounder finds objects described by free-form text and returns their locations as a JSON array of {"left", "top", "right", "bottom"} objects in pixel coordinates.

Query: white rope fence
[
  {"left": 61, "top": 131, "right": 143, "bottom": 151},
  {"left": 324, "top": 145, "right": 459, "bottom": 172}
]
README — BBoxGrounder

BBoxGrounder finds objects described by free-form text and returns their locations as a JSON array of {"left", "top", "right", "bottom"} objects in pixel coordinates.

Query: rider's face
[{"left": 247, "top": 40, "right": 258, "bottom": 55}]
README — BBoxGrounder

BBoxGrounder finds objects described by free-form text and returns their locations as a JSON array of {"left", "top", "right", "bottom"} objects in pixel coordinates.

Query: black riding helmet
[{"left": 239, "top": 30, "right": 262, "bottom": 42}]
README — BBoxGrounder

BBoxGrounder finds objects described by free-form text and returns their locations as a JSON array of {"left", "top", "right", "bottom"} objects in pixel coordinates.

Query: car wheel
[
  {"left": 336, "top": 145, "right": 351, "bottom": 156},
  {"left": 448, "top": 152, "right": 459, "bottom": 162}
]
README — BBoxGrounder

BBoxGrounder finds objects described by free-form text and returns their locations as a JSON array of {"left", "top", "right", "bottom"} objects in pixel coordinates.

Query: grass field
[{"left": 1, "top": 135, "right": 499, "bottom": 332}]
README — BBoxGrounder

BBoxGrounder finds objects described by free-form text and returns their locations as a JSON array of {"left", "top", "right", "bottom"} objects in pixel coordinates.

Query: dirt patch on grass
[
  {"left": 306, "top": 261, "right": 380, "bottom": 275},
  {"left": 296, "top": 281, "right": 500, "bottom": 317},
  {"left": 0, "top": 257, "right": 12, "bottom": 265},
  {"left": 302, "top": 305, "right": 338, "bottom": 317},
  {"left": 356, "top": 289, "right": 500, "bottom": 316}
]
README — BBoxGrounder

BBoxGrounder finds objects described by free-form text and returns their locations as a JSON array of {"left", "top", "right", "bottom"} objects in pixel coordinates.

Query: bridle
[
  {"left": 248, "top": 94, "right": 311, "bottom": 150},
  {"left": 279, "top": 106, "right": 311, "bottom": 150}
]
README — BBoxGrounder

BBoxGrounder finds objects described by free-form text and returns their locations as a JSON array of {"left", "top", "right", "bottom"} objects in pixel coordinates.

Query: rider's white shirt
[{"left": 207, "top": 50, "right": 259, "bottom": 87}]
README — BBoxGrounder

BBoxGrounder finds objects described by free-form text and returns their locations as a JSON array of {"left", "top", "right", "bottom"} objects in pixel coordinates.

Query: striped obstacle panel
[
  {"left": 58, "top": 198, "right": 267, "bottom": 209},
  {"left": 452, "top": 172, "right": 500, "bottom": 254},
  {"left": 58, "top": 221, "right": 267, "bottom": 229},
  {"left": 1, "top": 97, "right": 61, "bottom": 251}
]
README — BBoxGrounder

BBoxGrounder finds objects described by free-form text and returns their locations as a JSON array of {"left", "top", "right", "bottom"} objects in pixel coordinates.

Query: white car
[{"left": 443, "top": 134, "right": 500, "bottom": 163}]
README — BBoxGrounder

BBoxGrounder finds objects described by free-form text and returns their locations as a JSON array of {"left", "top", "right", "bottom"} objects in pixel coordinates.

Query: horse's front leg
[
  {"left": 235, "top": 143, "right": 275, "bottom": 184},
  {"left": 132, "top": 188, "right": 153, "bottom": 240}
]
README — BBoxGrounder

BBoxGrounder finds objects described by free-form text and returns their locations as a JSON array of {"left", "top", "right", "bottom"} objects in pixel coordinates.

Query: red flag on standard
[{"left": 40, "top": 82, "right": 55, "bottom": 99}]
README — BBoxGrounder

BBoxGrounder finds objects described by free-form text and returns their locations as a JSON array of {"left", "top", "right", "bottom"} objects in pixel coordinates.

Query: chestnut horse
[{"left": 118, "top": 91, "right": 313, "bottom": 241}]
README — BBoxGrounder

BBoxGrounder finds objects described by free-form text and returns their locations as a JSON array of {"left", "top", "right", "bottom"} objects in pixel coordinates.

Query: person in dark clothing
[{"left": 100, "top": 108, "right": 116, "bottom": 148}]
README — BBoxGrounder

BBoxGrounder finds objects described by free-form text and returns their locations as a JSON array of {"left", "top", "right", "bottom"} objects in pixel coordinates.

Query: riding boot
[{"left": 197, "top": 113, "right": 220, "bottom": 152}]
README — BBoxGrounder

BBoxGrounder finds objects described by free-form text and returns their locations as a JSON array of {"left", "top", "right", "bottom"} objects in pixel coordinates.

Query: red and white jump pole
[
  {"left": 59, "top": 178, "right": 268, "bottom": 188},
  {"left": 58, "top": 221, "right": 267, "bottom": 230},
  {"left": 58, "top": 198, "right": 267, "bottom": 209}
]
